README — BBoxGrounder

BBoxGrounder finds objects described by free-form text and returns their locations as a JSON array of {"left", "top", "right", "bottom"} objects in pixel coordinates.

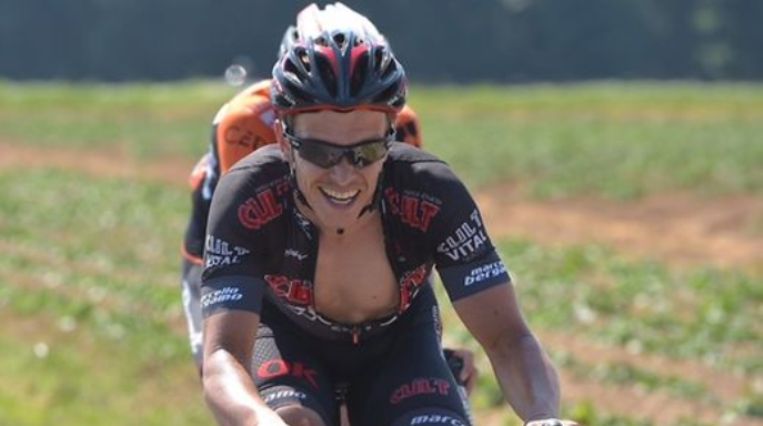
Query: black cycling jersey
[
  {"left": 200, "top": 142, "right": 510, "bottom": 342},
  {"left": 253, "top": 285, "right": 472, "bottom": 426}
]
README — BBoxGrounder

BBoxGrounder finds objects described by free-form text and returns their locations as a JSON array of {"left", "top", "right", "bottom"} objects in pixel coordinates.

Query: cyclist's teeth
[{"left": 322, "top": 188, "right": 359, "bottom": 201}]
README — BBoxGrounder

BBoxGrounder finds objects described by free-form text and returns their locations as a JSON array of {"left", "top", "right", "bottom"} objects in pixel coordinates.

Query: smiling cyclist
[
  {"left": 180, "top": 76, "right": 427, "bottom": 370},
  {"left": 198, "top": 3, "right": 575, "bottom": 426},
  {"left": 178, "top": 7, "right": 477, "bottom": 416}
]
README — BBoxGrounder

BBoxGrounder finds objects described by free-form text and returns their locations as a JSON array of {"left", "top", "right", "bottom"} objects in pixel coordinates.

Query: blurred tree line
[{"left": 1, "top": 0, "right": 761, "bottom": 82}]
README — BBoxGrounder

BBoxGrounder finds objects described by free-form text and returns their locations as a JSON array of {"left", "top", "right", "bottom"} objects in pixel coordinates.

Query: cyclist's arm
[
  {"left": 203, "top": 311, "right": 287, "bottom": 426},
  {"left": 426, "top": 160, "right": 560, "bottom": 423},
  {"left": 199, "top": 154, "right": 289, "bottom": 425},
  {"left": 453, "top": 283, "right": 560, "bottom": 423}
]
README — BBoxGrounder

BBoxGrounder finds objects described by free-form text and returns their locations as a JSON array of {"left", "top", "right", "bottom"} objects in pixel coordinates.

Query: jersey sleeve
[
  {"left": 200, "top": 158, "right": 287, "bottom": 318},
  {"left": 427, "top": 163, "right": 511, "bottom": 302}
]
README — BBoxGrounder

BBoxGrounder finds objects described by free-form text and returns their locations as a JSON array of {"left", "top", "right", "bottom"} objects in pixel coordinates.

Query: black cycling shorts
[{"left": 251, "top": 285, "right": 472, "bottom": 426}]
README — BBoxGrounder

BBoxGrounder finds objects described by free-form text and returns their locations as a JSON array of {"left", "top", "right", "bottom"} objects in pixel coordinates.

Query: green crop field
[{"left": 1, "top": 81, "right": 761, "bottom": 426}]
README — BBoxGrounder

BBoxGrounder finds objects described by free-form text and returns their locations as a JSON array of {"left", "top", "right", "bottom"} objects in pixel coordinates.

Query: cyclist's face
[{"left": 286, "top": 110, "right": 389, "bottom": 230}]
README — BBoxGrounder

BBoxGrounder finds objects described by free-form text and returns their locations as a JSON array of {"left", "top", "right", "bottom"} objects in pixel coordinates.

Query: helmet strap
[
  {"left": 357, "top": 166, "right": 384, "bottom": 218},
  {"left": 289, "top": 147, "right": 313, "bottom": 212}
]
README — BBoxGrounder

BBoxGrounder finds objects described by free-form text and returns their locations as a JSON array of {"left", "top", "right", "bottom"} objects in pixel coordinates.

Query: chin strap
[
  {"left": 357, "top": 166, "right": 385, "bottom": 218},
  {"left": 289, "top": 148, "right": 313, "bottom": 212},
  {"left": 357, "top": 126, "right": 392, "bottom": 218}
]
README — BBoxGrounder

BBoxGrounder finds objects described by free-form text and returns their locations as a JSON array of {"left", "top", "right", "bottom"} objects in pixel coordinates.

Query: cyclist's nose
[{"left": 329, "top": 156, "right": 356, "bottom": 184}]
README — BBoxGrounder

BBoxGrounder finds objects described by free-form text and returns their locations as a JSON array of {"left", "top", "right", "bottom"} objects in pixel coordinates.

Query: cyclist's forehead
[{"left": 292, "top": 110, "right": 388, "bottom": 145}]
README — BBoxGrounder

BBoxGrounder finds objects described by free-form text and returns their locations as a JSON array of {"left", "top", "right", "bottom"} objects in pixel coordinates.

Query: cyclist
[
  {"left": 179, "top": 85, "right": 477, "bottom": 422},
  {"left": 180, "top": 83, "right": 425, "bottom": 367},
  {"left": 200, "top": 3, "right": 573, "bottom": 426},
  {"left": 178, "top": 15, "right": 477, "bottom": 403}
]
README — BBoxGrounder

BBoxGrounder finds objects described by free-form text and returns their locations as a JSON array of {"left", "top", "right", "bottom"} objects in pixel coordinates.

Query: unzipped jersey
[{"left": 200, "top": 143, "right": 510, "bottom": 343}]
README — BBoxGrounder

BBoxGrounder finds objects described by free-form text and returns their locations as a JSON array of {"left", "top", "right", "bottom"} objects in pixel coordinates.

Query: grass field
[{"left": 0, "top": 81, "right": 761, "bottom": 425}]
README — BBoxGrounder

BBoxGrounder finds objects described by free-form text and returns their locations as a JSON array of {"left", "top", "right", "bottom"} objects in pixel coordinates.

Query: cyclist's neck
[{"left": 294, "top": 193, "right": 381, "bottom": 240}]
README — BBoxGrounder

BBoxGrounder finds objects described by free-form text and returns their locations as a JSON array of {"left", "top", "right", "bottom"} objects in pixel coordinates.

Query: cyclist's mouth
[{"left": 319, "top": 186, "right": 360, "bottom": 206}]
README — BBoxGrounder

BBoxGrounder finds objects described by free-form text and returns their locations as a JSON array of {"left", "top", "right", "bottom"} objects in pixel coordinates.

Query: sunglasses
[{"left": 284, "top": 131, "right": 392, "bottom": 169}]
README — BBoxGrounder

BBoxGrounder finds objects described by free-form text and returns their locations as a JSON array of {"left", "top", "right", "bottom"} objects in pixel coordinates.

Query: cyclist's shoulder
[
  {"left": 396, "top": 104, "right": 418, "bottom": 123},
  {"left": 387, "top": 142, "right": 438, "bottom": 163},
  {"left": 384, "top": 144, "right": 470, "bottom": 208},
  {"left": 213, "top": 79, "right": 275, "bottom": 126},
  {"left": 211, "top": 79, "right": 278, "bottom": 172},
  {"left": 227, "top": 144, "right": 288, "bottom": 177},
  {"left": 392, "top": 105, "right": 422, "bottom": 148},
  {"left": 208, "top": 146, "right": 290, "bottom": 239},
  {"left": 229, "top": 79, "right": 273, "bottom": 109},
  {"left": 385, "top": 143, "right": 455, "bottom": 181}
]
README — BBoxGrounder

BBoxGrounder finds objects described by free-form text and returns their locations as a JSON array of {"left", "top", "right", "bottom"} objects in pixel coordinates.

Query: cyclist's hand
[
  {"left": 525, "top": 419, "right": 579, "bottom": 426},
  {"left": 448, "top": 348, "right": 478, "bottom": 396},
  {"left": 256, "top": 407, "right": 291, "bottom": 426}
]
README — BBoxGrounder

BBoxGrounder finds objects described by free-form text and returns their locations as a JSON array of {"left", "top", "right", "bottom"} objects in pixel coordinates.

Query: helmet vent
[
  {"left": 373, "top": 47, "right": 386, "bottom": 73},
  {"left": 380, "top": 57, "right": 397, "bottom": 79},
  {"left": 315, "top": 54, "right": 338, "bottom": 97},
  {"left": 333, "top": 33, "right": 347, "bottom": 50},
  {"left": 296, "top": 48, "right": 311, "bottom": 73},
  {"left": 284, "top": 57, "right": 299, "bottom": 76},
  {"left": 285, "top": 81, "right": 311, "bottom": 104},
  {"left": 373, "top": 83, "right": 399, "bottom": 105},
  {"left": 350, "top": 51, "right": 369, "bottom": 96},
  {"left": 314, "top": 36, "right": 329, "bottom": 47}
]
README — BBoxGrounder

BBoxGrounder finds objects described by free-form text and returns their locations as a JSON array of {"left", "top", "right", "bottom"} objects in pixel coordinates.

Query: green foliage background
[{"left": 0, "top": 81, "right": 761, "bottom": 425}]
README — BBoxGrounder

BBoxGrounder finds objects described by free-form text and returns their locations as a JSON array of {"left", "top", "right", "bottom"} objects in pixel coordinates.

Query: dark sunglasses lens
[
  {"left": 298, "top": 140, "right": 343, "bottom": 168},
  {"left": 352, "top": 140, "right": 388, "bottom": 166}
]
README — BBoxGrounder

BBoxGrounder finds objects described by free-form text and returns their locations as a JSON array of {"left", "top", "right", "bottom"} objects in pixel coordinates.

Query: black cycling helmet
[{"left": 272, "top": 2, "right": 407, "bottom": 115}]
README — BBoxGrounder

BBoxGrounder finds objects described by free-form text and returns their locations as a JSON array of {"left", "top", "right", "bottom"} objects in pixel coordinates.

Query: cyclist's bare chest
[{"left": 313, "top": 218, "right": 399, "bottom": 324}]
